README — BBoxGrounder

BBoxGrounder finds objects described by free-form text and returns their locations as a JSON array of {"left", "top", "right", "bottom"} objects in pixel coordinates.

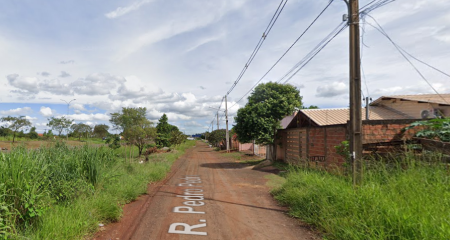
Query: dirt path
[{"left": 94, "top": 141, "right": 318, "bottom": 240}]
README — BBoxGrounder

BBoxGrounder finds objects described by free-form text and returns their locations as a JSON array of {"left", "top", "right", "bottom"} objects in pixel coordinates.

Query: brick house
[{"left": 275, "top": 94, "right": 450, "bottom": 166}]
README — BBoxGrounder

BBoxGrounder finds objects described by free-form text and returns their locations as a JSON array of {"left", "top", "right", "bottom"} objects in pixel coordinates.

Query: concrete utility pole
[
  {"left": 365, "top": 97, "right": 371, "bottom": 120},
  {"left": 225, "top": 95, "right": 230, "bottom": 153},
  {"left": 346, "top": 0, "right": 363, "bottom": 185},
  {"left": 217, "top": 112, "right": 220, "bottom": 130}
]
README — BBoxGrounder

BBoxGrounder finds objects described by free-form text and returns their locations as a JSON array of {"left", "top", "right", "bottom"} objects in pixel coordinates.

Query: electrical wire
[
  {"left": 281, "top": 22, "right": 348, "bottom": 84},
  {"left": 226, "top": 0, "right": 288, "bottom": 95},
  {"left": 227, "top": 0, "right": 396, "bottom": 110},
  {"left": 366, "top": 14, "right": 449, "bottom": 104},
  {"left": 228, "top": 0, "right": 336, "bottom": 108}
]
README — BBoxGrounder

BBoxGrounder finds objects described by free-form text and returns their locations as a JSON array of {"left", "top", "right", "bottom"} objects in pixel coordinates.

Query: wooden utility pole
[
  {"left": 347, "top": 0, "right": 363, "bottom": 185},
  {"left": 225, "top": 95, "right": 230, "bottom": 153}
]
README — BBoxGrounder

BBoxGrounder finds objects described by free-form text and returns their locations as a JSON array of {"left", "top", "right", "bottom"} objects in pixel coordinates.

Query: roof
[
  {"left": 371, "top": 94, "right": 450, "bottom": 106},
  {"left": 280, "top": 111, "right": 297, "bottom": 129},
  {"left": 299, "top": 106, "right": 411, "bottom": 126}
]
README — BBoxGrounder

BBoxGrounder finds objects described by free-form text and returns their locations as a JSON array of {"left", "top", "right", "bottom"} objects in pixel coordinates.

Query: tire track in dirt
[{"left": 94, "top": 142, "right": 319, "bottom": 240}]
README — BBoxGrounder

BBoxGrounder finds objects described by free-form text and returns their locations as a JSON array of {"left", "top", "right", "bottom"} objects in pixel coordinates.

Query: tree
[
  {"left": 47, "top": 116, "right": 73, "bottom": 136},
  {"left": 110, "top": 107, "right": 147, "bottom": 132},
  {"left": 0, "top": 116, "right": 32, "bottom": 143},
  {"left": 303, "top": 105, "right": 319, "bottom": 109},
  {"left": 0, "top": 126, "right": 12, "bottom": 137},
  {"left": 169, "top": 130, "right": 186, "bottom": 146},
  {"left": 71, "top": 123, "right": 92, "bottom": 140},
  {"left": 207, "top": 129, "right": 226, "bottom": 148},
  {"left": 155, "top": 114, "right": 179, "bottom": 148},
  {"left": 93, "top": 124, "right": 110, "bottom": 138},
  {"left": 234, "top": 82, "right": 302, "bottom": 160},
  {"left": 123, "top": 121, "right": 157, "bottom": 156},
  {"left": 109, "top": 107, "right": 157, "bottom": 156},
  {"left": 28, "top": 126, "right": 39, "bottom": 139}
]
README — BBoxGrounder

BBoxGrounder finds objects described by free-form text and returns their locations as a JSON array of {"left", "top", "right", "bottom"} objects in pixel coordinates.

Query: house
[{"left": 275, "top": 94, "right": 450, "bottom": 166}]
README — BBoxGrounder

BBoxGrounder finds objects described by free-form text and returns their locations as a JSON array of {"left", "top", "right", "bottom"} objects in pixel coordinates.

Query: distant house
[
  {"left": 274, "top": 93, "right": 450, "bottom": 166},
  {"left": 369, "top": 94, "right": 450, "bottom": 119}
]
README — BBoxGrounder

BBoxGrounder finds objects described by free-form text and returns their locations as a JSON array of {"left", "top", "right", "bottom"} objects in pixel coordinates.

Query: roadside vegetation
[
  {"left": 0, "top": 107, "right": 193, "bottom": 239},
  {"left": 0, "top": 140, "right": 195, "bottom": 239},
  {"left": 271, "top": 153, "right": 450, "bottom": 240}
]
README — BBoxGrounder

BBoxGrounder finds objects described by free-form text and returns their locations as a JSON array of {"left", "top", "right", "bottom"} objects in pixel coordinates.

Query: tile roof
[
  {"left": 371, "top": 94, "right": 450, "bottom": 106},
  {"left": 299, "top": 106, "right": 411, "bottom": 126}
]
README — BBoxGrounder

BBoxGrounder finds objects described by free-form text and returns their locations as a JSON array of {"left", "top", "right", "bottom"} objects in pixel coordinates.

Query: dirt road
[{"left": 94, "top": 141, "right": 318, "bottom": 240}]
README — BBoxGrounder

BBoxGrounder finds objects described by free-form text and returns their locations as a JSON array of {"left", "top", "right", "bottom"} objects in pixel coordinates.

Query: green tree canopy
[
  {"left": 234, "top": 82, "right": 302, "bottom": 154},
  {"left": 93, "top": 124, "right": 110, "bottom": 138},
  {"left": 109, "top": 107, "right": 157, "bottom": 156},
  {"left": 47, "top": 116, "right": 73, "bottom": 136},
  {"left": 207, "top": 129, "right": 226, "bottom": 147},
  {"left": 155, "top": 114, "right": 179, "bottom": 148},
  {"left": 0, "top": 116, "right": 32, "bottom": 143},
  {"left": 28, "top": 126, "right": 39, "bottom": 139},
  {"left": 110, "top": 107, "right": 147, "bottom": 132},
  {"left": 71, "top": 123, "right": 93, "bottom": 140}
]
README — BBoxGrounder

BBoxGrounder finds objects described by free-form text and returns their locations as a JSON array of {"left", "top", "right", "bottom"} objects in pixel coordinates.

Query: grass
[
  {"left": 0, "top": 140, "right": 196, "bottom": 239},
  {"left": 271, "top": 154, "right": 450, "bottom": 240},
  {"left": 222, "top": 151, "right": 265, "bottom": 165}
]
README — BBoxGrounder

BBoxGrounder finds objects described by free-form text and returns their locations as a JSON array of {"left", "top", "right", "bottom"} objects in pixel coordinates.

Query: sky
[{"left": 0, "top": 0, "right": 449, "bottom": 134}]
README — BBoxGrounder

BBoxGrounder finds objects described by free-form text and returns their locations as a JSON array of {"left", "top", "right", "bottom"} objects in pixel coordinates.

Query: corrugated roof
[
  {"left": 371, "top": 94, "right": 450, "bottom": 106},
  {"left": 300, "top": 106, "right": 411, "bottom": 126},
  {"left": 280, "top": 111, "right": 297, "bottom": 129}
]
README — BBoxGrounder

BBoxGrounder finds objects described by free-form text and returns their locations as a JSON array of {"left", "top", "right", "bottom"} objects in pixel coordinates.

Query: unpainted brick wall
[{"left": 362, "top": 120, "right": 420, "bottom": 144}]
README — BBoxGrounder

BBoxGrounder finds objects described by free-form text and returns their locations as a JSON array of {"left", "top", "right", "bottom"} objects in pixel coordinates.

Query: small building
[{"left": 275, "top": 93, "right": 450, "bottom": 167}]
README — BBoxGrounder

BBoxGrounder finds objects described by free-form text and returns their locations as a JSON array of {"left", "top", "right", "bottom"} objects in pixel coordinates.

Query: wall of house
[
  {"left": 378, "top": 100, "right": 450, "bottom": 118},
  {"left": 277, "top": 119, "right": 423, "bottom": 167},
  {"left": 277, "top": 126, "right": 347, "bottom": 164}
]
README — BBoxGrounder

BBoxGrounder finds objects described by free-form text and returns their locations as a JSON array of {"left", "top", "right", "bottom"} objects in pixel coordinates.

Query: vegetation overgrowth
[
  {"left": 0, "top": 140, "right": 195, "bottom": 239},
  {"left": 405, "top": 117, "right": 450, "bottom": 142},
  {"left": 271, "top": 154, "right": 450, "bottom": 239}
]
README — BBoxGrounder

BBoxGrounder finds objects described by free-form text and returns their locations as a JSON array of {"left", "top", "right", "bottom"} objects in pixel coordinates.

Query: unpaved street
[{"left": 94, "top": 141, "right": 317, "bottom": 240}]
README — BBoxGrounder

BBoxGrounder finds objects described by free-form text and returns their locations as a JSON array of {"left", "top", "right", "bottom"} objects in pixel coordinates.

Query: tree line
[{"left": 0, "top": 108, "right": 186, "bottom": 156}]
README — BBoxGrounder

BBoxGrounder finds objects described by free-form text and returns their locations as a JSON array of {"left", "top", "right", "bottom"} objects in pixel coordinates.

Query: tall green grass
[
  {"left": 272, "top": 155, "right": 450, "bottom": 239},
  {"left": 0, "top": 140, "right": 196, "bottom": 239}
]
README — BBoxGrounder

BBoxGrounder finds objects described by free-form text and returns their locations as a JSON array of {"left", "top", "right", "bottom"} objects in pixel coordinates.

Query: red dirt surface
[{"left": 93, "top": 141, "right": 319, "bottom": 240}]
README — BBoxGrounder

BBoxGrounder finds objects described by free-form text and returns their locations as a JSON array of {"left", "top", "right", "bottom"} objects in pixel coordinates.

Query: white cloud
[
  {"left": 71, "top": 73, "right": 124, "bottom": 96},
  {"left": 39, "top": 107, "right": 53, "bottom": 117},
  {"left": 7, "top": 74, "right": 39, "bottom": 94},
  {"left": 316, "top": 82, "right": 348, "bottom": 98},
  {"left": 70, "top": 103, "right": 87, "bottom": 111},
  {"left": 105, "top": 0, "right": 153, "bottom": 19},
  {"left": 0, "top": 107, "right": 32, "bottom": 116},
  {"left": 70, "top": 113, "right": 110, "bottom": 121}
]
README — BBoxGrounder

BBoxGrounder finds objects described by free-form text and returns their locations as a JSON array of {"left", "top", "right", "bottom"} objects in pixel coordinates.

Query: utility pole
[
  {"left": 217, "top": 112, "right": 219, "bottom": 130},
  {"left": 365, "top": 97, "right": 371, "bottom": 120},
  {"left": 347, "top": 0, "right": 363, "bottom": 185},
  {"left": 225, "top": 95, "right": 230, "bottom": 153}
]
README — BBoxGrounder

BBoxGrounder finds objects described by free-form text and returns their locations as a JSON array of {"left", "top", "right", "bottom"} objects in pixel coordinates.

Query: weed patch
[{"left": 0, "top": 140, "right": 196, "bottom": 239}]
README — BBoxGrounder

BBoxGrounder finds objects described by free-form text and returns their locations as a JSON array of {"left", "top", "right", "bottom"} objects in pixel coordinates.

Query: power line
[
  {"left": 226, "top": 0, "right": 288, "bottom": 95},
  {"left": 281, "top": 22, "right": 348, "bottom": 84},
  {"left": 281, "top": 0, "right": 396, "bottom": 84},
  {"left": 229, "top": 0, "right": 336, "bottom": 108},
  {"left": 366, "top": 15, "right": 449, "bottom": 104},
  {"left": 228, "top": 0, "right": 396, "bottom": 109}
]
